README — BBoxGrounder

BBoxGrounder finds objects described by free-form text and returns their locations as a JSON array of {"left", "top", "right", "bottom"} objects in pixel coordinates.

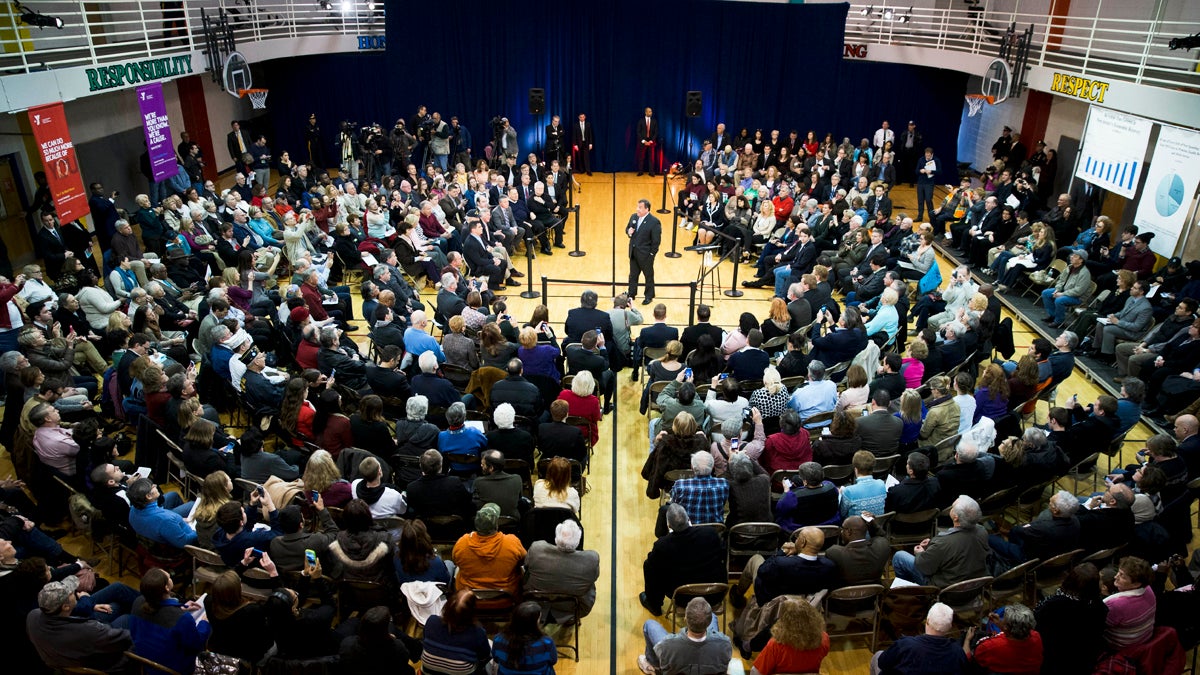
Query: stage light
[
  {"left": 14, "top": 2, "right": 64, "bottom": 29},
  {"left": 882, "top": 8, "right": 894, "bottom": 21},
  {"left": 897, "top": 7, "right": 912, "bottom": 23},
  {"left": 340, "top": 0, "right": 352, "bottom": 12},
  {"left": 859, "top": 5, "right": 872, "bottom": 16},
  {"left": 1168, "top": 33, "right": 1200, "bottom": 51}
]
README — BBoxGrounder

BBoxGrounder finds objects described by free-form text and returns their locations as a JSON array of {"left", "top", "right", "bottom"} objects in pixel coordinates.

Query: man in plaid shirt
[{"left": 670, "top": 452, "right": 729, "bottom": 526}]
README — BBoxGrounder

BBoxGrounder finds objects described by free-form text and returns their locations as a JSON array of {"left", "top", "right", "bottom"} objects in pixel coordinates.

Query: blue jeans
[
  {"left": 773, "top": 266, "right": 795, "bottom": 298},
  {"left": 433, "top": 154, "right": 449, "bottom": 171},
  {"left": 15, "top": 526, "right": 65, "bottom": 562},
  {"left": 990, "top": 251, "right": 1015, "bottom": 277},
  {"left": 643, "top": 614, "right": 720, "bottom": 668},
  {"left": 160, "top": 490, "right": 194, "bottom": 517},
  {"left": 987, "top": 533, "right": 1025, "bottom": 563},
  {"left": 844, "top": 291, "right": 863, "bottom": 307},
  {"left": 1041, "top": 288, "right": 1081, "bottom": 324},
  {"left": 74, "top": 581, "right": 140, "bottom": 623},
  {"left": 891, "top": 551, "right": 928, "bottom": 584}
]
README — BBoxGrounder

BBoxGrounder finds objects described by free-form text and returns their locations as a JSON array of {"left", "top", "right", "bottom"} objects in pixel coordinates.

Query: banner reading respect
[{"left": 27, "top": 102, "right": 88, "bottom": 223}]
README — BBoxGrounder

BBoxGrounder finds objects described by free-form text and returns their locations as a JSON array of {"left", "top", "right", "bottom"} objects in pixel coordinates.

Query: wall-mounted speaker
[
  {"left": 529, "top": 88, "right": 545, "bottom": 115},
  {"left": 686, "top": 90, "right": 702, "bottom": 118}
]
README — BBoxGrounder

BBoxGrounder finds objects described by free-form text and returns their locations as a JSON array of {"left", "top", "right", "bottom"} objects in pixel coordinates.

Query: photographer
[
  {"left": 449, "top": 116, "right": 472, "bottom": 170},
  {"left": 408, "top": 105, "right": 432, "bottom": 167},
  {"left": 389, "top": 119, "right": 415, "bottom": 170}
]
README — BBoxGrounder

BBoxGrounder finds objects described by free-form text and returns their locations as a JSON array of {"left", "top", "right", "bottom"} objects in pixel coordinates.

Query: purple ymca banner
[{"left": 136, "top": 82, "right": 175, "bottom": 182}]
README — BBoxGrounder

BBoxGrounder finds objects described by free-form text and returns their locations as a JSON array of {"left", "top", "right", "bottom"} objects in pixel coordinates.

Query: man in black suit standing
[
  {"left": 573, "top": 113, "right": 594, "bottom": 176},
  {"left": 544, "top": 115, "right": 565, "bottom": 166},
  {"left": 635, "top": 107, "right": 658, "bottom": 176},
  {"left": 226, "top": 120, "right": 249, "bottom": 167},
  {"left": 627, "top": 199, "right": 661, "bottom": 305},
  {"left": 34, "top": 212, "right": 69, "bottom": 280}
]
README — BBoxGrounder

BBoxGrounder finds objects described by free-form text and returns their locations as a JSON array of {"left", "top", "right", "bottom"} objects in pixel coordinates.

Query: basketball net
[
  {"left": 240, "top": 89, "right": 269, "bottom": 110},
  {"left": 965, "top": 94, "right": 994, "bottom": 118}
]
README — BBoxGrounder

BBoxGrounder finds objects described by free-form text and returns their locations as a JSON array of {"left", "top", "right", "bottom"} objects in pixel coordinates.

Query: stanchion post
[
  {"left": 520, "top": 238, "right": 540, "bottom": 299},
  {"left": 664, "top": 208, "right": 682, "bottom": 259},
  {"left": 688, "top": 282, "right": 698, "bottom": 326},
  {"left": 724, "top": 244, "right": 744, "bottom": 298},
  {"left": 656, "top": 172, "right": 670, "bottom": 214},
  {"left": 568, "top": 205, "right": 586, "bottom": 257},
  {"left": 541, "top": 276, "right": 548, "bottom": 300}
]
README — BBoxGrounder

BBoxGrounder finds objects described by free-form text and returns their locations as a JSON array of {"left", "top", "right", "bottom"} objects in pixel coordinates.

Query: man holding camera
[{"left": 428, "top": 112, "right": 452, "bottom": 172}]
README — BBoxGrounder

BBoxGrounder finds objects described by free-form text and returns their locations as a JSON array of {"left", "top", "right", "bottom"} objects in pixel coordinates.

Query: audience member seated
[
  {"left": 728, "top": 329, "right": 770, "bottom": 383},
  {"left": 437, "top": 402, "right": 488, "bottom": 476},
  {"left": 421, "top": 589, "right": 493, "bottom": 675},
  {"left": 639, "top": 504, "right": 726, "bottom": 618},
  {"left": 990, "top": 489, "right": 1081, "bottom": 567},
  {"left": 748, "top": 597, "right": 830, "bottom": 675},
  {"left": 395, "top": 519, "right": 453, "bottom": 585},
  {"left": 538, "top": 399, "right": 589, "bottom": 470},
  {"left": 1077, "top": 482, "right": 1136, "bottom": 552},
  {"left": 933, "top": 439, "right": 991, "bottom": 504},
  {"left": 472, "top": 450, "right": 523, "bottom": 518},
  {"left": 558, "top": 370, "right": 602, "bottom": 448},
  {"left": 312, "top": 388, "right": 355, "bottom": 458},
  {"left": 533, "top": 456, "right": 581, "bottom": 515},
  {"left": 262, "top": 585, "right": 344, "bottom": 659},
  {"left": 238, "top": 427, "right": 299, "bottom": 483},
  {"left": 891, "top": 495, "right": 989, "bottom": 587},
  {"left": 406, "top": 449, "right": 474, "bottom": 521},
  {"left": 812, "top": 411, "right": 862, "bottom": 465},
  {"left": 203, "top": 571, "right": 274, "bottom": 664},
  {"left": 732, "top": 526, "right": 836, "bottom": 612},
  {"left": 181, "top": 417, "right": 238, "bottom": 479},
  {"left": 826, "top": 515, "right": 890, "bottom": 587},
  {"left": 759, "top": 411, "right": 813, "bottom": 475},
  {"left": 839, "top": 451, "right": 887, "bottom": 518},
  {"left": 920, "top": 376, "right": 960, "bottom": 459},
  {"left": 963, "top": 603, "right": 1044, "bottom": 674},
  {"left": 524, "top": 519, "right": 600, "bottom": 624},
  {"left": 339, "top": 605, "right": 417, "bottom": 675},
  {"left": 857, "top": 391, "right": 902, "bottom": 456},
  {"left": 1104, "top": 556, "right": 1157, "bottom": 651},
  {"left": 26, "top": 579, "right": 133, "bottom": 673},
  {"left": 304, "top": 449, "right": 353, "bottom": 508},
  {"left": 517, "top": 326, "right": 560, "bottom": 383},
  {"left": 128, "top": 568, "right": 212, "bottom": 675},
  {"left": 725, "top": 451, "right": 771, "bottom": 528},
  {"left": 642, "top": 412, "right": 709, "bottom": 499},
  {"left": 640, "top": 597, "right": 733, "bottom": 675},
  {"left": 775, "top": 461, "right": 840, "bottom": 531},
  {"left": 351, "top": 456, "right": 407, "bottom": 519},
  {"left": 491, "top": 358, "right": 545, "bottom": 422},
  {"left": 1035, "top": 562, "right": 1108, "bottom": 675},
  {"left": 669, "top": 451, "right": 729, "bottom": 526},
  {"left": 485, "top": 403, "right": 535, "bottom": 468},
  {"left": 787, "top": 360, "right": 837, "bottom": 427},
  {"left": 328, "top": 499, "right": 394, "bottom": 590},
  {"left": 127, "top": 478, "right": 199, "bottom": 550},
  {"left": 213, "top": 493, "right": 282, "bottom": 567},
  {"left": 868, "top": 353, "right": 905, "bottom": 402},
  {"left": 453, "top": 503, "right": 526, "bottom": 600},
  {"left": 870, "top": 602, "right": 966, "bottom": 675},
  {"left": 565, "top": 329, "right": 615, "bottom": 414},
  {"left": 269, "top": 500, "right": 338, "bottom": 574}
]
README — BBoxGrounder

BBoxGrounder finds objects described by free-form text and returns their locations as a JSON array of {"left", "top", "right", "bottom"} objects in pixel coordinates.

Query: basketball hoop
[
  {"left": 965, "top": 94, "right": 994, "bottom": 118},
  {"left": 240, "top": 89, "right": 269, "bottom": 110}
]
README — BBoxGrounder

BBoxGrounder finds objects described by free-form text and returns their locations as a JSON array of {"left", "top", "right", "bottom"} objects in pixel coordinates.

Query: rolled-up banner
[
  {"left": 27, "top": 102, "right": 88, "bottom": 223},
  {"left": 137, "top": 82, "right": 175, "bottom": 182}
]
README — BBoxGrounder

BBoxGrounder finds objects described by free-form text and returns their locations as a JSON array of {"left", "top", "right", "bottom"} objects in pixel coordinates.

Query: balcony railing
[
  {"left": 0, "top": 1, "right": 1196, "bottom": 95},
  {"left": 0, "top": 1, "right": 383, "bottom": 75},
  {"left": 847, "top": 2, "right": 1199, "bottom": 91}
]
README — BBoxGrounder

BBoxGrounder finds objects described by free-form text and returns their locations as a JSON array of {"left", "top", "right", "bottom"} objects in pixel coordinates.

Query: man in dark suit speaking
[{"left": 627, "top": 199, "right": 661, "bottom": 306}]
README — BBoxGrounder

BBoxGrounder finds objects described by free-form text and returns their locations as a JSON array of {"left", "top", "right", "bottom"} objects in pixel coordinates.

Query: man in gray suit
[
  {"left": 1089, "top": 280, "right": 1153, "bottom": 358},
  {"left": 857, "top": 390, "right": 903, "bottom": 456},
  {"left": 626, "top": 199, "right": 662, "bottom": 305},
  {"left": 826, "top": 515, "right": 891, "bottom": 586},
  {"left": 524, "top": 519, "right": 600, "bottom": 623}
]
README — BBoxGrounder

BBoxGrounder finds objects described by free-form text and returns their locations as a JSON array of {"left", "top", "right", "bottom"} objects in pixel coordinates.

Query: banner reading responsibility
[
  {"left": 1133, "top": 125, "right": 1200, "bottom": 258},
  {"left": 27, "top": 102, "right": 88, "bottom": 223},
  {"left": 136, "top": 82, "right": 175, "bottom": 182}
]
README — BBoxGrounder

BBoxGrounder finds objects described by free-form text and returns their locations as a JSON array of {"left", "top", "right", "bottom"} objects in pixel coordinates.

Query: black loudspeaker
[
  {"left": 529, "top": 88, "right": 545, "bottom": 115},
  {"left": 686, "top": 90, "right": 703, "bottom": 118}
]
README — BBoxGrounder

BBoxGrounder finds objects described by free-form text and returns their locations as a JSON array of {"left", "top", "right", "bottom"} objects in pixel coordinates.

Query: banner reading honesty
[
  {"left": 1133, "top": 125, "right": 1200, "bottom": 258},
  {"left": 137, "top": 82, "right": 175, "bottom": 182},
  {"left": 27, "top": 102, "right": 88, "bottom": 223}
]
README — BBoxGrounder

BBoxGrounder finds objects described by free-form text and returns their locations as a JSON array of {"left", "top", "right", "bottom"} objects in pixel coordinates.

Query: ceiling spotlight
[
  {"left": 897, "top": 8, "right": 912, "bottom": 23},
  {"left": 318, "top": 0, "right": 332, "bottom": 9},
  {"left": 14, "top": 2, "right": 64, "bottom": 29},
  {"left": 882, "top": 8, "right": 894, "bottom": 20},
  {"left": 859, "top": 5, "right": 872, "bottom": 16},
  {"left": 340, "top": 0, "right": 352, "bottom": 12}
]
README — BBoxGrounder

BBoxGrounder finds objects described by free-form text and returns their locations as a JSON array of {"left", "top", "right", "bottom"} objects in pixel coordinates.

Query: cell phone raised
[{"left": 304, "top": 549, "right": 317, "bottom": 566}]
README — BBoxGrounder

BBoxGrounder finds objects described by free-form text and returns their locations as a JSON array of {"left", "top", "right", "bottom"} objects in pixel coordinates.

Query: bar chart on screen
[
  {"left": 1073, "top": 106, "right": 1153, "bottom": 199},
  {"left": 1079, "top": 155, "right": 1138, "bottom": 192}
]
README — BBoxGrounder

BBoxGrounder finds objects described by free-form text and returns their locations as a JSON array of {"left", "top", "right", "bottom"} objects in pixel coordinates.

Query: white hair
[
  {"left": 690, "top": 451, "right": 714, "bottom": 477},
  {"left": 493, "top": 403, "right": 515, "bottom": 429},
  {"left": 806, "top": 199, "right": 818, "bottom": 209},
  {"left": 1050, "top": 489, "right": 1080, "bottom": 516},
  {"left": 554, "top": 519, "right": 583, "bottom": 553},
  {"left": 850, "top": 215, "right": 863, "bottom": 227},
  {"left": 418, "top": 351, "right": 439, "bottom": 373},
  {"left": 955, "top": 440, "right": 979, "bottom": 463},
  {"left": 927, "top": 603, "right": 955, "bottom": 633}
]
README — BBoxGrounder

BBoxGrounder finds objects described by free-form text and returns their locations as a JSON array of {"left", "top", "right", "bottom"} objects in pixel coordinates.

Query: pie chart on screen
[{"left": 1155, "top": 172, "right": 1185, "bottom": 217}]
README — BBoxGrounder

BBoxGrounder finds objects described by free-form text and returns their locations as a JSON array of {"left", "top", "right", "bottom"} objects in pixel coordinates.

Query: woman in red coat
[{"left": 556, "top": 370, "right": 601, "bottom": 447}]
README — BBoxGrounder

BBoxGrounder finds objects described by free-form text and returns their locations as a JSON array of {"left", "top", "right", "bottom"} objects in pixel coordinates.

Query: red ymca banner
[{"left": 28, "top": 102, "right": 88, "bottom": 223}]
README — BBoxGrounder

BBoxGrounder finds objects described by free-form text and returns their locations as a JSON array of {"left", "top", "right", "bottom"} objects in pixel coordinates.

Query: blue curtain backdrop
[{"left": 257, "top": 0, "right": 965, "bottom": 182}]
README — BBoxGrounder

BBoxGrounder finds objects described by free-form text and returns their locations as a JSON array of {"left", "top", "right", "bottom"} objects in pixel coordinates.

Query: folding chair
[
  {"left": 824, "top": 583, "right": 885, "bottom": 652},
  {"left": 669, "top": 582, "right": 730, "bottom": 632}
]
